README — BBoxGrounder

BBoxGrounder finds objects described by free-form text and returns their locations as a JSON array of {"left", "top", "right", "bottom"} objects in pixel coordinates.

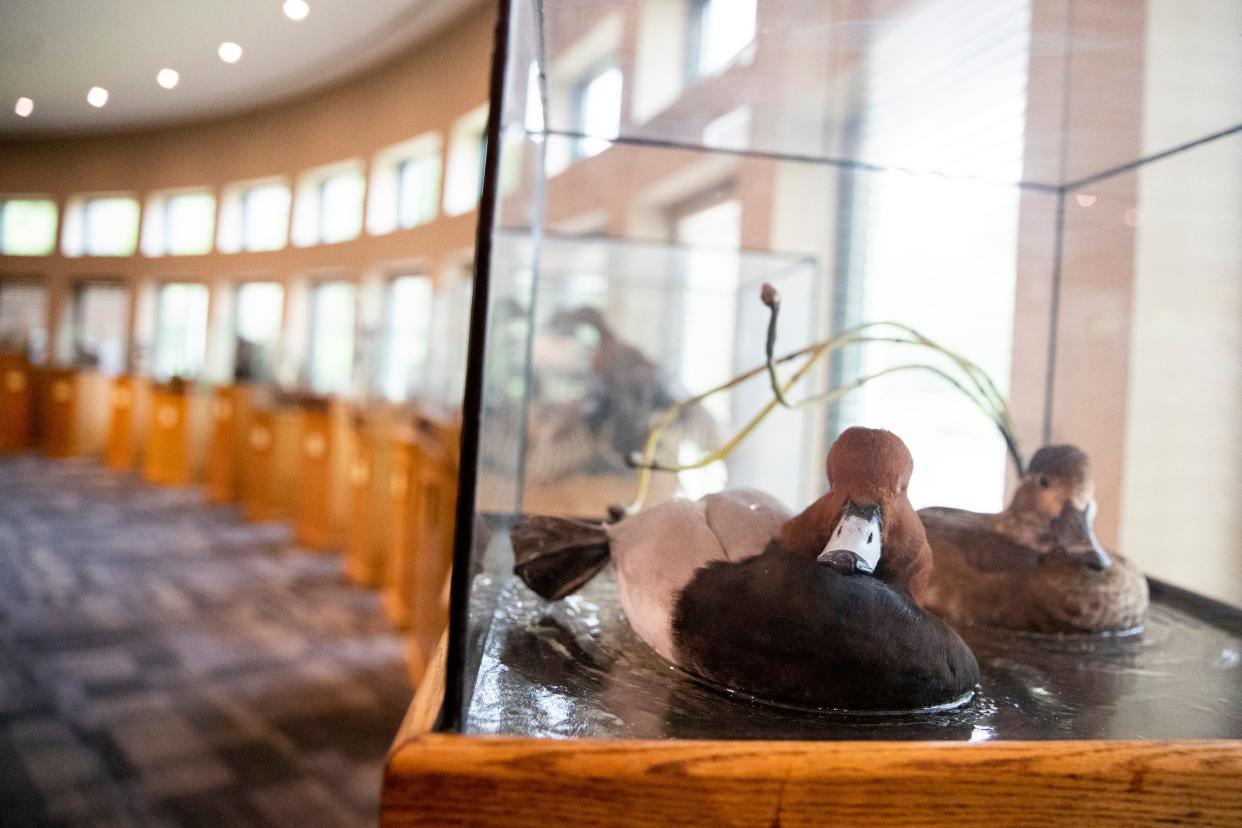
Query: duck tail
[{"left": 512, "top": 515, "right": 612, "bottom": 600}]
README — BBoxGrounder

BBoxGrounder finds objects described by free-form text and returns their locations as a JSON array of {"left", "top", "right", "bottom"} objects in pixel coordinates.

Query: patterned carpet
[{"left": 0, "top": 455, "right": 412, "bottom": 827}]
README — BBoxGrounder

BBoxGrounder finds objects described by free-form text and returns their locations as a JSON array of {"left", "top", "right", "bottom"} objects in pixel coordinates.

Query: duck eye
[
  {"left": 1038, "top": 475, "right": 1051, "bottom": 489},
  {"left": 867, "top": 532, "right": 874, "bottom": 544}
]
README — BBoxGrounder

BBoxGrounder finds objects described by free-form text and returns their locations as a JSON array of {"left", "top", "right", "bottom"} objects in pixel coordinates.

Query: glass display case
[{"left": 431, "top": 0, "right": 1241, "bottom": 753}]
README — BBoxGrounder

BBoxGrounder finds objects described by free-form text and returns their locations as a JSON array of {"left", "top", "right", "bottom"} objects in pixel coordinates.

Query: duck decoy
[
  {"left": 513, "top": 426, "right": 979, "bottom": 712},
  {"left": 920, "top": 444, "right": 1149, "bottom": 635}
]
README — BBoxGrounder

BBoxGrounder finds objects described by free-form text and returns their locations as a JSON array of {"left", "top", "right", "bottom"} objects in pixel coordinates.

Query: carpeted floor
[{"left": 0, "top": 455, "right": 412, "bottom": 827}]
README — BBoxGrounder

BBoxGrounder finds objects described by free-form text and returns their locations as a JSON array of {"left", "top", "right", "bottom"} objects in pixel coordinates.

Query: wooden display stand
[
  {"left": 240, "top": 402, "right": 299, "bottom": 522},
  {"left": 39, "top": 369, "right": 108, "bottom": 459},
  {"left": 205, "top": 385, "right": 247, "bottom": 503},
  {"left": 383, "top": 412, "right": 460, "bottom": 678},
  {"left": 382, "top": 636, "right": 1242, "bottom": 826},
  {"left": 344, "top": 410, "right": 395, "bottom": 587},
  {"left": 104, "top": 375, "right": 150, "bottom": 470},
  {"left": 292, "top": 396, "right": 344, "bottom": 551},
  {"left": 0, "top": 353, "right": 34, "bottom": 454},
  {"left": 143, "top": 380, "right": 204, "bottom": 485}
]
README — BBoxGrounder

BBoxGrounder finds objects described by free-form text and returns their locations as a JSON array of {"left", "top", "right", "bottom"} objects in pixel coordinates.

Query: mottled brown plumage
[{"left": 921, "top": 445, "right": 1149, "bottom": 634}]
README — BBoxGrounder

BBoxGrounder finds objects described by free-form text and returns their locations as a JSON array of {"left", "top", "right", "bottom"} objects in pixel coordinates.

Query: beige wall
[{"left": 0, "top": 1, "right": 494, "bottom": 372}]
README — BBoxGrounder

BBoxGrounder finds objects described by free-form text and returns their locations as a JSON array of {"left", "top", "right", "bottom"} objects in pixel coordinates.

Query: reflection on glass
[
  {"left": 0, "top": 282, "right": 48, "bottom": 361},
  {"left": 573, "top": 64, "right": 622, "bottom": 158},
  {"left": 73, "top": 283, "right": 128, "bottom": 375},
  {"left": 165, "top": 192, "right": 215, "bottom": 255},
  {"left": 242, "top": 184, "right": 291, "bottom": 252},
  {"left": 318, "top": 172, "right": 365, "bottom": 243},
  {"left": 83, "top": 198, "right": 140, "bottom": 256},
  {"left": 689, "top": 0, "right": 757, "bottom": 77},
  {"left": 380, "top": 275, "right": 433, "bottom": 402},
  {"left": 309, "top": 280, "right": 357, "bottom": 394},
  {"left": 153, "top": 283, "right": 209, "bottom": 380},
  {"left": 0, "top": 199, "right": 58, "bottom": 256},
  {"left": 234, "top": 281, "right": 284, "bottom": 382}
]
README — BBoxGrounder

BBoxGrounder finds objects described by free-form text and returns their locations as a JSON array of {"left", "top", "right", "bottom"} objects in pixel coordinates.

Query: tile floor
[{"left": 0, "top": 456, "right": 411, "bottom": 827}]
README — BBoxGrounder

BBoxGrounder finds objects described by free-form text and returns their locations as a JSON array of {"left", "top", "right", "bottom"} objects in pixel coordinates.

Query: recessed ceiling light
[
  {"left": 157, "top": 68, "right": 180, "bottom": 89},
  {"left": 283, "top": 0, "right": 310, "bottom": 21},
  {"left": 87, "top": 87, "right": 109, "bottom": 108},
  {"left": 218, "top": 41, "right": 243, "bottom": 63},
  {"left": 15, "top": 97, "right": 34, "bottom": 117},
  {"left": 1074, "top": 193, "right": 1096, "bottom": 208}
]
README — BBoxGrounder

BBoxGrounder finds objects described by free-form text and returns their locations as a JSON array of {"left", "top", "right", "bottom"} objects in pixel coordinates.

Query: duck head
[
  {"left": 781, "top": 427, "right": 928, "bottom": 594},
  {"left": 1000, "top": 444, "right": 1112, "bottom": 570}
]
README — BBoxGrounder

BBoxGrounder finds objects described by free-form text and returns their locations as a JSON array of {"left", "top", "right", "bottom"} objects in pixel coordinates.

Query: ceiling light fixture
[
  {"left": 218, "top": 41, "right": 243, "bottom": 63},
  {"left": 15, "top": 97, "right": 34, "bottom": 117},
  {"left": 283, "top": 0, "right": 310, "bottom": 21},
  {"left": 157, "top": 68, "right": 180, "bottom": 89},
  {"left": 1074, "top": 193, "right": 1096, "bottom": 208},
  {"left": 87, "top": 87, "right": 109, "bottom": 108}
]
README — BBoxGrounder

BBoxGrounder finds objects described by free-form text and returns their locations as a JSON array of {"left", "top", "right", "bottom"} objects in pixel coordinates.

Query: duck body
[
  {"left": 513, "top": 427, "right": 980, "bottom": 711},
  {"left": 920, "top": 445, "right": 1150, "bottom": 634}
]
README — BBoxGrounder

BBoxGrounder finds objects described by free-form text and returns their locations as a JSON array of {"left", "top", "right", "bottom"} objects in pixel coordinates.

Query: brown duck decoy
[
  {"left": 921, "top": 444, "right": 1149, "bottom": 634},
  {"left": 513, "top": 427, "right": 979, "bottom": 712}
]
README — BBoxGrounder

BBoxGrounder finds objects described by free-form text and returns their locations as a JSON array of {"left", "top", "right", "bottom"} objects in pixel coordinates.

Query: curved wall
[{"left": 0, "top": 2, "right": 493, "bottom": 299}]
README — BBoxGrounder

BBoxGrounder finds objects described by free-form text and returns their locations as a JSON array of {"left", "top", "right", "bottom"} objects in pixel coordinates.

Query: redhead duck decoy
[
  {"left": 920, "top": 444, "right": 1149, "bottom": 635},
  {"left": 513, "top": 426, "right": 979, "bottom": 712}
]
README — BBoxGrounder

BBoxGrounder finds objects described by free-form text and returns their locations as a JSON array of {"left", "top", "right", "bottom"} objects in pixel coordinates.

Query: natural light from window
[
  {"left": 142, "top": 191, "right": 215, "bottom": 256},
  {"left": 234, "top": 281, "right": 284, "bottom": 382},
  {"left": 242, "top": 184, "right": 291, "bottom": 252},
  {"left": 309, "top": 280, "right": 357, "bottom": 395},
  {"left": 574, "top": 65, "right": 622, "bottom": 158},
  {"left": 153, "top": 283, "right": 210, "bottom": 380},
  {"left": 693, "top": 0, "right": 757, "bottom": 77},
  {"left": 0, "top": 199, "right": 58, "bottom": 256},
  {"left": 63, "top": 196, "right": 141, "bottom": 257},
  {"left": 380, "top": 275, "right": 433, "bottom": 403}
]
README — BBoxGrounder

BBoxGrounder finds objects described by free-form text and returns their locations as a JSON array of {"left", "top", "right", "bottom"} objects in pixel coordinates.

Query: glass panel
[
  {"left": 234, "top": 281, "right": 284, "bottom": 382},
  {"left": 319, "top": 172, "right": 365, "bottom": 243},
  {"left": 380, "top": 274, "right": 434, "bottom": 402},
  {"left": 153, "top": 283, "right": 209, "bottom": 380},
  {"left": 165, "top": 192, "right": 216, "bottom": 255},
  {"left": 73, "top": 283, "right": 129, "bottom": 375},
  {"left": 0, "top": 282, "right": 48, "bottom": 360},
  {"left": 242, "top": 184, "right": 291, "bottom": 252},
  {"left": 308, "top": 280, "right": 357, "bottom": 394},
  {"left": 83, "top": 197, "right": 140, "bottom": 256},
  {"left": 0, "top": 199, "right": 58, "bottom": 256}
]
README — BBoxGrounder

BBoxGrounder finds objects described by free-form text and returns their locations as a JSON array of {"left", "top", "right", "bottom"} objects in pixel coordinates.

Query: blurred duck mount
[{"left": 2, "top": 0, "right": 1242, "bottom": 824}]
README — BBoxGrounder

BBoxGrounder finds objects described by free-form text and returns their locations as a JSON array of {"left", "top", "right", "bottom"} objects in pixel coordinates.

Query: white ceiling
[{"left": 0, "top": 0, "right": 480, "bottom": 137}]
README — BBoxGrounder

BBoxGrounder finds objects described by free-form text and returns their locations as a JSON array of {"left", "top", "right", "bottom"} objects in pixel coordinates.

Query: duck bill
[
  {"left": 1051, "top": 501, "right": 1112, "bottom": 570},
  {"left": 816, "top": 502, "right": 883, "bottom": 574}
]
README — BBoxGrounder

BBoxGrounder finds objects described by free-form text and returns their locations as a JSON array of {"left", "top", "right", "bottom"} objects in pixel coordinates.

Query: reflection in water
[{"left": 465, "top": 567, "right": 1242, "bottom": 741}]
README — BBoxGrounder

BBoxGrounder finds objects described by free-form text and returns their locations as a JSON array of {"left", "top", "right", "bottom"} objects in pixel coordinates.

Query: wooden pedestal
[
  {"left": 0, "top": 354, "right": 34, "bottom": 454},
  {"left": 293, "top": 405, "right": 336, "bottom": 550},
  {"left": 382, "top": 637, "right": 1242, "bottom": 826},
  {"left": 345, "top": 415, "right": 394, "bottom": 587},
  {"left": 206, "top": 385, "right": 246, "bottom": 503},
  {"left": 382, "top": 414, "right": 460, "bottom": 679},
  {"left": 240, "top": 406, "right": 298, "bottom": 522},
  {"left": 105, "top": 376, "right": 149, "bottom": 470},
  {"left": 40, "top": 369, "right": 108, "bottom": 459},
  {"left": 144, "top": 385, "right": 194, "bottom": 485}
]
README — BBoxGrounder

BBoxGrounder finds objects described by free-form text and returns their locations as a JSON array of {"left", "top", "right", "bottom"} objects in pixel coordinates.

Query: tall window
[
  {"left": 380, "top": 275, "right": 434, "bottom": 402},
  {"left": 397, "top": 155, "right": 441, "bottom": 229},
  {"left": 572, "top": 63, "right": 623, "bottom": 159},
  {"left": 142, "top": 191, "right": 215, "bottom": 256},
  {"left": 308, "top": 280, "right": 357, "bottom": 395},
  {"left": 0, "top": 199, "right": 58, "bottom": 256},
  {"left": 687, "top": 0, "right": 757, "bottom": 78},
  {"left": 72, "top": 282, "right": 129, "bottom": 375},
  {"left": 318, "top": 172, "right": 365, "bottom": 244},
  {"left": 241, "top": 184, "right": 291, "bottom": 252},
  {"left": 153, "top": 283, "right": 209, "bottom": 380},
  {"left": 61, "top": 196, "right": 141, "bottom": 257},
  {"left": 443, "top": 106, "right": 489, "bottom": 217},
  {"left": 0, "top": 282, "right": 48, "bottom": 361},
  {"left": 233, "top": 281, "right": 284, "bottom": 382}
]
